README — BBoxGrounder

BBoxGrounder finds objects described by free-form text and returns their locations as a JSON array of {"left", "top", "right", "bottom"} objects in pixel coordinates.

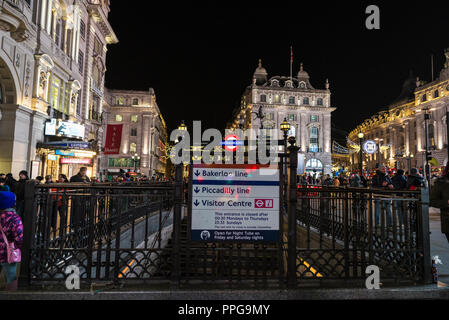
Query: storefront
[{"left": 37, "top": 119, "right": 98, "bottom": 180}]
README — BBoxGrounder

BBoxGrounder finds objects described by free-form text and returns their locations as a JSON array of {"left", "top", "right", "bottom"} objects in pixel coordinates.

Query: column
[
  {"left": 300, "top": 113, "right": 307, "bottom": 152},
  {"left": 404, "top": 121, "right": 410, "bottom": 155},
  {"left": 46, "top": 0, "right": 53, "bottom": 34}
]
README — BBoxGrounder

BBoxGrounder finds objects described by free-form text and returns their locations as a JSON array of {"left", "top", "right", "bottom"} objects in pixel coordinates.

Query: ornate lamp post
[
  {"left": 178, "top": 120, "right": 187, "bottom": 132},
  {"left": 281, "top": 119, "right": 291, "bottom": 196},
  {"left": 423, "top": 107, "right": 431, "bottom": 189},
  {"left": 358, "top": 132, "right": 365, "bottom": 177},
  {"left": 132, "top": 153, "right": 141, "bottom": 173}
]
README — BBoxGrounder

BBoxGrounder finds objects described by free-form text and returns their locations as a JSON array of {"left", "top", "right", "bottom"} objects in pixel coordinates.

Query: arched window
[
  {"left": 309, "top": 127, "right": 319, "bottom": 152},
  {"left": 306, "top": 159, "right": 323, "bottom": 172}
]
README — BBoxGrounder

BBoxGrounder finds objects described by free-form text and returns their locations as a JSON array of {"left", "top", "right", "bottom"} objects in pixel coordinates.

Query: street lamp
[
  {"left": 423, "top": 107, "right": 431, "bottom": 189},
  {"left": 358, "top": 132, "right": 365, "bottom": 177},
  {"left": 132, "top": 153, "right": 141, "bottom": 173},
  {"left": 280, "top": 118, "right": 291, "bottom": 194},
  {"left": 178, "top": 120, "right": 187, "bottom": 132}
]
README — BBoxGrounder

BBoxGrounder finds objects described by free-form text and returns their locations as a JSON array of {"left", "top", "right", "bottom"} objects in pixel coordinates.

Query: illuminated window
[
  {"left": 289, "top": 96, "right": 295, "bottom": 105},
  {"left": 130, "top": 143, "right": 137, "bottom": 153},
  {"left": 117, "top": 97, "right": 124, "bottom": 105},
  {"left": 309, "top": 127, "right": 319, "bottom": 152},
  {"left": 131, "top": 115, "right": 138, "bottom": 123},
  {"left": 274, "top": 95, "right": 280, "bottom": 103},
  {"left": 50, "top": 76, "right": 62, "bottom": 112},
  {"left": 115, "top": 115, "right": 123, "bottom": 122}
]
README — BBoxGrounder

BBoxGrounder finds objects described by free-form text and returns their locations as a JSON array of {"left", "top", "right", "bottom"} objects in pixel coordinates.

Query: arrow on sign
[
  {"left": 194, "top": 187, "right": 201, "bottom": 193},
  {"left": 194, "top": 200, "right": 200, "bottom": 207},
  {"left": 194, "top": 171, "right": 201, "bottom": 177}
]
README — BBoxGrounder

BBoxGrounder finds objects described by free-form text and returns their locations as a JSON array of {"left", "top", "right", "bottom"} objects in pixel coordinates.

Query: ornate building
[
  {"left": 348, "top": 49, "right": 449, "bottom": 173},
  {"left": 0, "top": 0, "right": 117, "bottom": 179},
  {"left": 101, "top": 88, "right": 168, "bottom": 180},
  {"left": 228, "top": 60, "right": 336, "bottom": 175}
]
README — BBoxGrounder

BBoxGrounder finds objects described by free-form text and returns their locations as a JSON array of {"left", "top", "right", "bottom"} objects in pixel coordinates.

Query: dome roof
[
  {"left": 297, "top": 63, "right": 310, "bottom": 80},
  {"left": 253, "top": 59, "right": 268, "bottom": 85}
]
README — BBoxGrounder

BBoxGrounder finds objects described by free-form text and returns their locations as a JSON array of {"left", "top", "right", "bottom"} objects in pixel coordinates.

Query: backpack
[{"left": 0, "top": 220, "right": 21, "bottom": 264}]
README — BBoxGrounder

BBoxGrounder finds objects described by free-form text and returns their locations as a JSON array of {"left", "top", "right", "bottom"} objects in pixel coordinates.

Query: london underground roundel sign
[
  {"left": 363, "top": 140, "right": 378, "bottom": 155},
  {"left": 223, "top": 135, "right": 241, "bottom": 152}
]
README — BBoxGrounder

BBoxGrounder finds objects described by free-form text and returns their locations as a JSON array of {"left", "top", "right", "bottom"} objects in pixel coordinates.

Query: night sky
[{"left": 105, "top": 1, "right": 449, "bottom": 139}]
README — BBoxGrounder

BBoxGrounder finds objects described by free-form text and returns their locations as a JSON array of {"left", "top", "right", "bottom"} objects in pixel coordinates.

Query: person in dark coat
[
  {"left": 406, "top": 168, "right": 425, "bottom": 190},
  {"left": 430, "top": 163, "right": 449, "bottom": 242},
  {"left": 371, "top": 166, "right": 393, "bottom": 227},
  {"left": 70, "top": 167, "right": 91, "bottom": 183},
  {"left": 392, "top": 169, "right": 407, "bottom": 225},
  {"left": 14, "top": 171, "right": 29, "bottom": 218}
]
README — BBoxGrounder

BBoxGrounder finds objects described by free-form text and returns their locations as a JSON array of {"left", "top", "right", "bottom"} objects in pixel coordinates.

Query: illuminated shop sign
[
  {"left": 60, "top": 158, "right": 92, "bottom": 165},
  {"left": 56, "top": 150, "right": 75, "bottom": 157},
  {"left": 45, "top": 119, "right": 85, "bottom": 139}
]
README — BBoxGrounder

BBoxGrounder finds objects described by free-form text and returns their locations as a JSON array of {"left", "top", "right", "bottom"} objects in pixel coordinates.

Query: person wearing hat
[
  {"left": 430, "top": 163, "right": 449, "bottom": 243},
  {"left": 0, "top": 192, "right": 23, "bottom": 291},
  {"left": 371, "top": 166, "right": 393, "bottom": 228}
]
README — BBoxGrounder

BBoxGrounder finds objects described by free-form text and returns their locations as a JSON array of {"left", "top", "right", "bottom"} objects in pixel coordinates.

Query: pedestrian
[
  {"left": 35, "top": 176, "right": 44, "bottom": 184},
  {"left": 333, "top": 177, "right": 340, "bottom": 187},
  {"left": 406, "top": 168, "right": 425, "bottom": 190},
  {"left": 350, "top": 174, "right": 361, "bottom": 188},
  {"left": 14, "top": 171, "right": 29, "bottom": 219},
  {"left": 322, "top": 174, "right": 333, "bottom": 187},
  {"left": 45, "top": 175, "right": 53, "bottom": 184},
  {"left": 5, "top": 174, "right": 16, "bottom": 193},
  {"left": 371, "top": 166, "right": 393, "bottom": 227},
  {"left": 0, "top": 191, "right": 23, "bottom": 291},
  {"left": 392, "top": 169, "right": 407, "bottom": 225},
  {"left": 58, "top": 174, "right": 69, "bottom": 183},
  {"left": 0, "top": 178, "right": 10, "bottom": 192},
  {"left": 70, "top": 167, "right": 91, "bottom": 183},
  {"left": 0, "top": 174, "right": 5, "bottom": 180},
  {"left": 430, "top": 163, "right": 449, "bottom": 243}
]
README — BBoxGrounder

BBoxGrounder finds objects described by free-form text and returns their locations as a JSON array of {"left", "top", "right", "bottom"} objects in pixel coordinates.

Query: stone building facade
[
  {"left": 0, "top": 0, "right": 117, "bottom": 179},
  {"left": 101, "top": 88, "right": 168, "bottom": 180},
  {"left": 348, "top": 49, "right": 449, "bottom": 174},
  {"left": 228, "top": 60, "right": 336, "bottom": 176}
]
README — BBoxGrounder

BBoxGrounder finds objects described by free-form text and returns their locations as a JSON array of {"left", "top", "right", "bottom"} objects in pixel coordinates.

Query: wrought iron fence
[
  {"left": 21, "top": 182, "right": 175, "bottom": 285},
  {"left": 295, "top": 186, "right": 431, "bottom": 285}
]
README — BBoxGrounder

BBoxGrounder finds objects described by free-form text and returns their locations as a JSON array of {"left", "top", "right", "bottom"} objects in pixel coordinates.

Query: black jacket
[
  {"left": 70, "top": 174, "right": 91, "bottom": 183},
  {"left": 392, "top": 174, "right": 407, "bottom": 190},
  {"left": 406, "top": 174, "right": 424, "bottom": 190},
  {"left": 14, "top": 179, "right": 28, "bottom": 201},
  {"left": 371, "top": 172, "right": 393, "bottom": 189}
]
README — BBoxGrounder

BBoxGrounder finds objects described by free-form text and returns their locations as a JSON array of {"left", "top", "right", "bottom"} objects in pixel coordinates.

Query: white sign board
[{"left": 191, "top": 164, "right": 280, "bottom": 242}]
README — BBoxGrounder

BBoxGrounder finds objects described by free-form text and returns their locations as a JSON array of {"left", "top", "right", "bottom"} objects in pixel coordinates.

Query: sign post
[{"left": 190, "top": 164, "right": 280, "bottom": 242}]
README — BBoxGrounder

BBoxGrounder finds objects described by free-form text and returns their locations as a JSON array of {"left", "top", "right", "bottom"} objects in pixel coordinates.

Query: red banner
[{"left": 104, "top": 124, "right": 123, "bottom": 155}]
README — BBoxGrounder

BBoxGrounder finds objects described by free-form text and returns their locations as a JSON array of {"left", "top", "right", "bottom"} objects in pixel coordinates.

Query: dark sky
[{"left": 105, "top": 1, "right": 449, "bottom": 137}]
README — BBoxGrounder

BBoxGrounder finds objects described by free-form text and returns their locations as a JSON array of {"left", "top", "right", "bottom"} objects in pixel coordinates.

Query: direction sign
[{"left": 191, "top": 164, "right": 280, "bottom": 242}]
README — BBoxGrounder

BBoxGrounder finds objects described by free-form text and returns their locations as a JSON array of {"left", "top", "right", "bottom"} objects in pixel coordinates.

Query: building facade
[
  {"left": 101, "top": 88, "right": 168, "bottom": 180},
  {"left": 348, "top": 49, "right": 449, "bottom": 174},
  {"left": 0, "top": 0, "right": 117, "bottom": 179},
  {"left": 228, "top": 60, "right": 336, "bottom": 176}
]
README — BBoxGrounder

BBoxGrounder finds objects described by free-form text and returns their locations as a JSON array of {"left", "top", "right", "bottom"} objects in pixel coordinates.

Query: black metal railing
[
  {"left": 20, "top": 182, "right": 175, "bottom": 285},
  {"left": 294, "top": 186, "right": 431, "bottom": 284}
]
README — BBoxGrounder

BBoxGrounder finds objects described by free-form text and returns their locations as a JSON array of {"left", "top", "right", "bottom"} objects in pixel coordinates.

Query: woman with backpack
[{"left": 0, "top": 192, "right": 23, "bottom": 291}]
